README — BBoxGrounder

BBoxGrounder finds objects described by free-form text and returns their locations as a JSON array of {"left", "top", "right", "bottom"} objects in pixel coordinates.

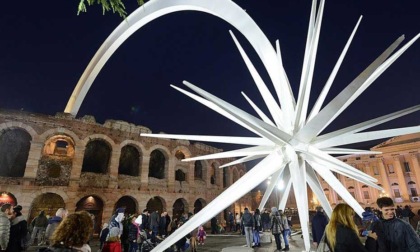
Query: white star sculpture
[{"left": 63, "top": 0, "right": 419, "bottom": 251}]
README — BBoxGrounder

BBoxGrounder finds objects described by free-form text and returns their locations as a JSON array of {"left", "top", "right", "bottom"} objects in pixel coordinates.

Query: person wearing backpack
[{"left": 241, "top": 208, "right": 254, "bottom": 248}]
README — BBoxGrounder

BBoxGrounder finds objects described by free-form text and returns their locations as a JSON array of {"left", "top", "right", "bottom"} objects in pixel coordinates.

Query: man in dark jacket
[
  {"left": 30, "top": 210, "right": 48, "bottom": 246},
  {"left": 261, "top": 209, "right": 270, "bottom": 231},
  {"left": 149, "top": 210, "right": 159, "bottom": 241},
  {"left": 311, "top": 206, "right": 328, "bottom": 248},
  {"left": 370, "top": 197, "right": 420, "bottom": 252},
  {"left": 241, "top": 208, "right": 254, "bottom": 248}
]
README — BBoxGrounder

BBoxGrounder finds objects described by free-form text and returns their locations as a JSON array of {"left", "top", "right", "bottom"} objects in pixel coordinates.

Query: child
[{"left": 197, "top": 225, "right": 207, "bottom": 245}]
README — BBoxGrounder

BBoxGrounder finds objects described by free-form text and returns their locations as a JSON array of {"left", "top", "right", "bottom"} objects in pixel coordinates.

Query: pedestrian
[
  {"left": 99, "top": 223, "right": 109, "bottom": 250},
  {"left": 140, "top": 209, "right": 149, "bottom": 231},
  {"left": 197, "top": 225, "right": 206, "bottom": 245},
  {"left": 30, "top": 210, "right": 49, "bottom": 246},
  {"left": 48, "top": 211, "right": 93, "bottom": 251},
  {"left": 158, "top": 212, "right": 167, "bottom": 238},
  {"left": 270, "top": 207, "right": 283, "bottom": 251},
  {"left": 370, "top": 197, "right": 420, "bottom": 251},
  {"left": 325, "top": 203, "right": 377, "bottom": 251},
  {"left": 149, "top": 210, "right": 159, "bottom": 242},
  {"left": 254, "top": 208, "right": 262, "bottom": 232},
  {"left": 6, "top": 205, "right": 28, "bottom": 252},
  {"left": 210, "top": 216, "right": 218, "bottom": 234},
  {"left": 279, "top": 210, "right": 290, "bottom": 251},
  {"left": 241, "top": 208, "right": 254, "bottom": 248},
  {"left": 45, "top": 208, "right": 68, "bottom": 245},
  {"left": 235, "top": 213, "right": 241, "bottom": 232},
  {"left": 261, "top": 209, "right": 270, "bottom": 232},
  {"left": 127, "top": 216, "right": 140, "bottom": 252},
  {"left": 102, "top": 227, "right": 122, "bottom": 252},
  {"left": 401, "top": 205, "right": 415, "bottom": 224},
  {"left": 0, "top": 204, "right": 12, "bottom": 251},
  {"left": 311, "top": 206, "right": 328, "bottom": 248},
  {"left": 228, "top": 211, "right": 234, "bottom": 232}
]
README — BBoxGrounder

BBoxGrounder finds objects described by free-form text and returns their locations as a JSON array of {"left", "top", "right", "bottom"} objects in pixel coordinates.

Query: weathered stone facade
[{"left": 0, "top": 109, "right": 250, "bottom": 232}]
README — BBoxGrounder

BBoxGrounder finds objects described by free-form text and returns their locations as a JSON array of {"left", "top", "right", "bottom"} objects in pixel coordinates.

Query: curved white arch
[{"left": 64, "top": 0, "right": 293, "bottom": 117}]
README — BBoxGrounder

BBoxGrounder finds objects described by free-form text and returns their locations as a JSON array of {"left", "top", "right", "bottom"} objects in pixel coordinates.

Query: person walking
[
  {"left": 241, "top": 208, "right": 254, "bottom": 248},
  {"left": 45, "top": 208, "right": 68, "bottom": 245},
  {"left": 325, "top": 203, "right": 377, "bottom": 252},
  {"left": 30, "top": 210, "right": 48, "bottom": 246},
  {"left": 149, "top": 210, "right": 159, "bottom": 241},
  {"left": 270, "top": 207, "right": 283, "bottom": 251},
  {"left": 279, "top": 210, "right": 290, "bottom": 251},
  {"left": 311, "top": 206, "right": 328, "bottom": 248},
  {"left": 127, "top": 216, "right": 139, "bottom": 252}
]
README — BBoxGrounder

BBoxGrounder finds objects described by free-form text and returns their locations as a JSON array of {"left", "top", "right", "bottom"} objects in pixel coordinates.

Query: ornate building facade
[
  {"left": 319, "top": 133, "right": 420, "bottom": 209},
  {"left": 0, "top": 109, "right": 249, "bottom": 232}
]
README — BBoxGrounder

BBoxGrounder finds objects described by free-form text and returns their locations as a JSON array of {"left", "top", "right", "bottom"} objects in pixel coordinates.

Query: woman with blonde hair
[
  {"left": 49, "top": 211, "right": 93, "bottom": 252},
  {"left": 325, "top": 203, "right": 376, "bottom": 252}
]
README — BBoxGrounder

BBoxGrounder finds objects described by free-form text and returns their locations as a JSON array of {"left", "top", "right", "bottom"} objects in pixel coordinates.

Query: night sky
[{"left": 0, "top": 0, "right": 419, "bottom": 151}]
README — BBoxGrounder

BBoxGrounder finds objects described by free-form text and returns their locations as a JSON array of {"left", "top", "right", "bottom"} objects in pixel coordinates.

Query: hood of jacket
[
  {"left": 48, "top": 216, "right": 63, "bottom": 224},
  {"left": 11, "top": 215, "right": 26, "bottom": 225}
]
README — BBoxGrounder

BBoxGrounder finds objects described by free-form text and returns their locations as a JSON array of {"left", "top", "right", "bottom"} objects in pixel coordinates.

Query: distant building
[
  {"left": 0, "top": 109, "right": 249, "bottom": 233},
  {"left": 319, "top": 133, "right": 420, "bottom": 208}
]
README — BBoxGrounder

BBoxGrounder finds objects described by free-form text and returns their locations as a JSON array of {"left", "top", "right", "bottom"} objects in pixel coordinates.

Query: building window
[
  {"left": 387, "top": 164, "right": 395, "bottom": 174},
  {"left": 363, "top": 191, "right": 370, "bottom": 199},
  {"left": 410, "top": 188, "right": 418, "bottom": 197},
  {"left": 373, "top": 166, "right": 379, "bottom": 175},
  {"left": 350, "top": 191, "right": 356, "bottom": 198},
  {"left": 393, "top": 189, "right": 401, "bottom": 198},
  {"left": 403, "top": 162, "right": 411, "bottom": 172}
]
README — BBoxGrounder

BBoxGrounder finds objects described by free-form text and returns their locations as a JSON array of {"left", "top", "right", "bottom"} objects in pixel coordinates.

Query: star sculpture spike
[
  {"left": 63, "top": 0, "right": 419, "bottom": 250},
  {"left": 141, "top": 2, "right": 419, "bottom": 251}
]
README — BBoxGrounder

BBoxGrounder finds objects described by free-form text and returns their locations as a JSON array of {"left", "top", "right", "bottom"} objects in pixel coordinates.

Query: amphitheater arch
[
  {"left": 75, "top": 194, "right": 104, "bottom": 234},
  {"left": 114, "top": 195, "right": 138, "bottom": 215},
  {"left": 193, "top": 198, "right": 207, "bottom": 214},
  {"left": 148, "top": 147, "right": 169, "bottom": 179},
  {"left": 28, "top": 192, "right": 65, "bottom": 223},
  {"left": 146, "top": 196, "right": 166, "bottom": 213},
  {"left": 172, "top": 198, "right": 189, "bottom": 220},
  {"left": 0, "top": 128, "right": 32, "bottom": 177}
]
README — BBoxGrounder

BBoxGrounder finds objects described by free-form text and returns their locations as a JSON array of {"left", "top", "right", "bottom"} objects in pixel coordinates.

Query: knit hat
[
  {"left": 271, "top": 207, "right": 278, "bottom": 213},
  {"left": 13, "top": 205, "right": 22, "bottom": 213},
  {"left": 115, "top": 208, "right": 125, "bottom": 214}
]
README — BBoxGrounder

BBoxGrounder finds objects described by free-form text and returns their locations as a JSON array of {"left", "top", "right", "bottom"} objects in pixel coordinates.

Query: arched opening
[
  {"left": 81, "top": 139, "right": 111, "bottom": 174},
  {"left": 175, "top": 169, "right": 186, "bottom": 182},
  {"left": 223, "top": 169, "right": 228, "bottom": 188},
  {"left": 194, "top": 161, "right": 203, "bottom": 180},
  {"left": 146, "top": 196, "right": 165, "bottom": 214},
  {"left": 175, "top": 150, "right": 185, "bottom": 160},
  {"left": 0, "top": 192, "right": 17, "bottom": 206},
  {"left": 148, "top": 150, "right": 166, "bottom": 179},
  {"left": 114, "top": 196, "right": 138, "bottom": 215},
  {"left": 118, "top": 145, "right": 141, "bottom": 176},
  {"left": 0, "top": 128, "right": 31, "bottom": 177},
  {"left": 210, "top": 163, "right": 217, "bottom": 185},
  {"left": 76, "top": 195, "right": 104, "bottom": 234},
  {"left": 29, "top": 193, "right": 65, "bottom": 223},
  {"left": 194, "top": 198, "right": 206, "bottom": 214},
  {"left": 43, "top": 135, "right": 75, "bottom": 158},
  {"left": 172, "top": 198, "right": 188, "bottom": 221}
]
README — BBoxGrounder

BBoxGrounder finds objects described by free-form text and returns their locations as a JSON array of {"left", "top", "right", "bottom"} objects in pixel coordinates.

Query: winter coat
[
  {"left": 127, "top": 223, "right": 138, "bottom": 242},
  {"left": 45, "top": 216, "right": 63, "bottom": 241},
  {"left": 254, "top": 213, "right": 261, "bottom": 227},
  {"left": 280, "top": 215, "right": 289, "bottom": 230},
  {"left": 311, "top": 211, "right": 328, "bottom": 244},
  {"left": 261, "top": 212, "right": 270, "bottom": 224},
  {"left": 241, "top": 210, "right": 254, "bottom": 227},
  {"left": 326, "top": 224, "right": 370, "bottom": 252},
  {"left": 32, "top": 214, "right": 49, "bottom": 228},
  {"left": 149, "top": 212, "right": 159, "bottom": 228},
  {"left": 6, "top": 215, "right": 27, "bottom": 252},
  {"left": 101, "top": 241, "right": 122, "bottom": 252},
  {"left": 0, "top": 211, "right": 10, "bottom": 250},
  {"left": 371, "top": 217, "right": 420, "bottom": 252},
  {"left": 270, "top": 214, "right": 283, "bottom": 234},
  {"left": 99, "top": 227, "right": 109, "bottom": 243}
]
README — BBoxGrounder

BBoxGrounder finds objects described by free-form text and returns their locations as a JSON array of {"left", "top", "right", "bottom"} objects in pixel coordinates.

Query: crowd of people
[{"left": 1, "top": 196, "right": 420, "bottom": 251}]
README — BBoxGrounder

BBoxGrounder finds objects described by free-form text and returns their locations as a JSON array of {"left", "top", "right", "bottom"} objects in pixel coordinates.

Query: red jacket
[{"left": 102, "top": 241, "right": 122, "bottom": 252}]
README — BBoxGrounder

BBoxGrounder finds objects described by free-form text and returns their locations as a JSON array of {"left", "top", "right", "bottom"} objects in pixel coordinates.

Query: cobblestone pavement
[{"left": 28, "top": 231, "right": 313, "bottom": 252}]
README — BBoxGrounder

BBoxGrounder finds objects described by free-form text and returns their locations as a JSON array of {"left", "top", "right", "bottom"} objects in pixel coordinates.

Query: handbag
[{"left": 316, "top": 232, "right": 331, "bottom": 252}]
